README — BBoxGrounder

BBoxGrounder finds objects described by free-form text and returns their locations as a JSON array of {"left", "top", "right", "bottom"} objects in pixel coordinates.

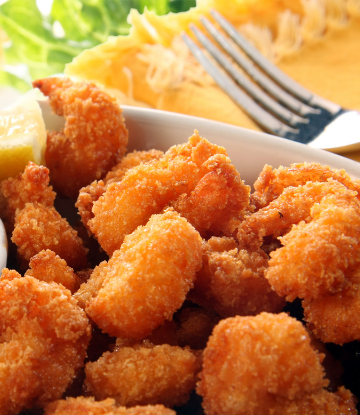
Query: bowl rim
[{"left": 0, "top": 218, "right": 7, "bottom": 272}]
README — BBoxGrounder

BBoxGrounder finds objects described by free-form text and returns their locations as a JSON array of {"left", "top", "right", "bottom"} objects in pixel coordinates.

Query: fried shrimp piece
[
  {"left": 12, "top": 202, "right": 88, "bottom": 270},
  {"left": 84, "top": 340, "right": 202, "bottom": 408},
  {"left": 251, "top": 162, "right": 360, "bottom": 210},
  {"left": 189, "top": 237, "right": 285, "bottom": 318},
  {"left": 266, "top": 191, "right": 360, "bottom": 302},
  {"left": 170, "top": 153, "right": 250, "bottom": 237},
  {"left": 33, "top": 76, "right": 128, "bottom": 198},
  {"left": 76, "top": 150, "right": 163, "bottom": 230},
  {"left": 88, "top": 132, "right": 234, "bottom": 255},
  {"left": 0, "top": 270, "right": 91, "bottom": 414},
  {"left": 303, "top": 281, "right": 360, "bottom": 345},
  {"left": 270, "top": 387, "right": 357, "bottom": 415},
  {"left": 105, "top": 149, "right": 164, "bottom": 185},
  {"left": 45, "top": 396, "right": 176, "bottom": 415},
  {"left": 85, "top": 209, "right": 203, "bottom": 339},
  {"left": 196, "top": 313, "right": 354, "bottom": 415},
  {"left": 237, "top": 180, "right": 353, "bottom": 251},
  {"left": 24, "top": 249, "right": 80, "bottom": 293},
  {"left": 76, "top": 180, "right": 106, "bottom": 231},
  {"left": 0, "top": 161, "right": 55, "bottom": 227}
]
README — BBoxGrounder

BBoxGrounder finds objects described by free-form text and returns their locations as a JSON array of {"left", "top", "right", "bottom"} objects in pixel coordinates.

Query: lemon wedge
[{"left": 0, "top": 88, "right": 46, "bottom": 181}]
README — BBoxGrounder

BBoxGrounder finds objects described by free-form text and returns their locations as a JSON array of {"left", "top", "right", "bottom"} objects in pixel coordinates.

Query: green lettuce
[{"left": 0, "top": 0, "right": 196, "bottom": 91}]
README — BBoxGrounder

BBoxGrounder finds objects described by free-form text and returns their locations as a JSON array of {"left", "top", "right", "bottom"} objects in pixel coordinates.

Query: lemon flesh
[{"left": 0, "top": 89, "right": 46, "bottom": 181}]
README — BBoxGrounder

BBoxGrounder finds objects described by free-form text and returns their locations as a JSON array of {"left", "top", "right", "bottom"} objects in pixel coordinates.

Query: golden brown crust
[
  {"left": 45, "top": 396, "right": 176, "bottom": 415},
  {"left": 75, "top": 150, "right": 164, "bottom": 231},
  {"left": 266, "top": 190, "right": 360, "bottom": 303},
  {"left": 189, "top": 237, "right": 285, "bottom": 317},
  {"left": 85, "top": 209, "right": 203, "bottom": 339},
  {"left": 33, "top": 77, "right": 129, "bottom": 198},
  {"left": 197, "top": 313, "right": 331, "bottom": 415},
  {"left": 251, "top": 162, "right": 360, "bottom": 210},
  {"left": 0, "top": 161, "right": 56, "bottom": 228},
  {"left": 25, "top": 249, "right": 80, "bottom": 293},
  {"left": 84, "top": 341, "right": 202, "bottom": 408},
  {"left": 88, "top": 132, "right": 239, "bottom": 255},
  {"left": 12, "top": 202, "right": 88, "bottom": 270},
  {"left": 0, "top": 272, "right": 91, "bottom": 414}
]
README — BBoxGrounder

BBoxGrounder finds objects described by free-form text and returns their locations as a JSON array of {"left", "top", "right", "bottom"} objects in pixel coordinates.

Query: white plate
[
  {"left": 2, "top": 102, "right": 360, "bottom": 272},
  {"left": 40, "top": 101, "right": 360, "bottom": 186}
]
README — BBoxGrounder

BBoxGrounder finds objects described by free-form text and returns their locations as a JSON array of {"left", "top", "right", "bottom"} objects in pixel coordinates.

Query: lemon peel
[{"left": 0, "top": 88, "right": 46, "bottom": 181}]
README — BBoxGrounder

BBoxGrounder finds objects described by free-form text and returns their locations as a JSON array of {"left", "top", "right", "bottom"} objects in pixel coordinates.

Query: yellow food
[
  {"left": 65, "top": 0, "right": 360, "bottom": 152},
  {"left": 0, "top": 89, "right": 46, "bottom": 181}
]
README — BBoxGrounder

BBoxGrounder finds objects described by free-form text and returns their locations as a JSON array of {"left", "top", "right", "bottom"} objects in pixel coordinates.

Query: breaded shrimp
[
  {"left": 88, "top": 132, "right": 231, "bottom": 255},
  {"left": 237, "top": 180, "right": 354, "bottom": 251},
  {"left": 76, "top": 150, "right": 163, "bottom": 230},
  {"left": 189, "top": 237, "right": 285, "bottom": 318},
  {"left": 33, "top": 77, "right": 128, "bottom": 198},
  {"left": 85, "top": 209, "right": 203, "bottom": 339},
  {"left": 0, "top": 270, "right": 91, "bottom": 414},
  {"left": 170, "top": 153, "right": 250, "bottom": 237},
  {"left": 12, "top": 202, "right": 88, "bottom": 270},
  {"left": 269, "top": 387, "right": 357, "bottom": 414},
  {"left": 84, "top": 340, "right": 202, "bottom": 408},
  {"left": 266, "top": 191, "right": 360, "bottom": 302},
  {"left": 251, "top": 162, "right": 360, "bottom": 210},
  {"left": 303, "top": 280, "right": 360, "bottom": 345},
  {"left": 24, "top": 249, "right": 80, "bottom": 293},
  {"left": 45, "top": 396, "right": 176, "bottom": 415},
  {"left": 196, "top": 313, "right": 357, "bottom": 415},
  {"left": 0, "top": 161, "right": 55, "bottom": 228},
  {"left": 105, "top": 149, "right": 164, "bottom": 186}
]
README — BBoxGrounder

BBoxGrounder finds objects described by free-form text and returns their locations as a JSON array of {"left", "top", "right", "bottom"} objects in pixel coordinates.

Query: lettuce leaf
[{"left": 0, "top": 0, "right": 196, "bottom": 90}]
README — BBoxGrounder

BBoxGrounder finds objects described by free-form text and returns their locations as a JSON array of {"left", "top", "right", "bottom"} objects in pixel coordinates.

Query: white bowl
[
  {"left": 40, "top": 101, "right": 360, "bottom": 186},
  {"left": 2, "top": 101, "right": 360, "bottom": 273},
  {"left": 0, "top": 219, "right": 7, "bottom": 272}
]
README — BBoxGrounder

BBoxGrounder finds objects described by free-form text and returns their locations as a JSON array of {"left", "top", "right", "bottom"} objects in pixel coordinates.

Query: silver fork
[{"left": 181, "top": 10, "right": 360, "bottom": 153}]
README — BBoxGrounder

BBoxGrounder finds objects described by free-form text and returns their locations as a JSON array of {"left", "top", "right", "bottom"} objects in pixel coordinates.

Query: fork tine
[
  {"left": 189, "top": 23, "right": 307, "bottom": 128},
  {"left": 210, "top": 9, "right": 341, "bottom": 115},
  {"left": 181, "top": 31, "right": 299, "bottom": 138},
  {"left": 200, "top": 16, "right": 319, "bottom": 117}
]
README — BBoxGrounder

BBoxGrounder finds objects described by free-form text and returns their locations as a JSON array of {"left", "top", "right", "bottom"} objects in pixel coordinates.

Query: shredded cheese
[
  {"left": 238, "top": 24, "right": 275, "bottom": 61},
  {"left": 301, "top": 0, "right": 327, "bottom": 39},
  {"left": 136, "top": 36, "right": 214, "bottom": 94},
  {"left": 347, "top": 0, "right": 360, "bottom": 15},
  {"left": 124, "top": 0, "right": 355, "bottom": 98},
  {"left": 323, "top": 0, "right": 348, "bottom": 25}
]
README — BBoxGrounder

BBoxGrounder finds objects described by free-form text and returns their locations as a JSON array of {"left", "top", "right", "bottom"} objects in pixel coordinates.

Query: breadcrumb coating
[
  {"left": 0, "top": 161, "right": 55, "bottom": 227},
  {"left": 85, "top": 209, "right": 203, "bottom": 339},
  {"left": 170, "top": 153, "right": 250, "bottom": 237},
  {"left": 251, "top": 162, "right": 360, "bottom": 210},
  {"left": 84, "top": 340, "right": 201, "bottom": 408},
  {"left": 25, "top": 249, "right": 80, "bottom": 293},
  {"left": 0, "top": 271, "right": 91, "bottom": 414},
  {"left": 197, "top": 313, "right": 337, "bottom": 415},
  {"left": 12, "top": 202, "right": 88, "bottom": 270},
  {"left": 90, "top": 341, "right": 200, "bottom": 405},
  {"left": 266, "top": 191, "right": 360, "bottom": 302},
  {"left": 33, "top": 76, "right": 128, "bottom": 198},
  {"left": 45, "top": 396, "right": 176, "bottom": 415},
  {"left": 76, "top": 150, "right": 164, "bottom": 231},
  {"left": 237, "top": 180, "right": 354, "bottom": 251},
  {"left": 303, "top": 281, "right": 360, "bottom": 345},
  {"left": 189, "top": 237, "right": 285, "bottom": 317},
  {"left": 88, "top": 132, "right": 230, "bottom": 255}
]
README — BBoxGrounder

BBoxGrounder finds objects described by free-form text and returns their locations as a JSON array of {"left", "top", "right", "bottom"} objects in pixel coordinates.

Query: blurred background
[{"left": 0, "top": 0, "right": 196, "bottom": 92}]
